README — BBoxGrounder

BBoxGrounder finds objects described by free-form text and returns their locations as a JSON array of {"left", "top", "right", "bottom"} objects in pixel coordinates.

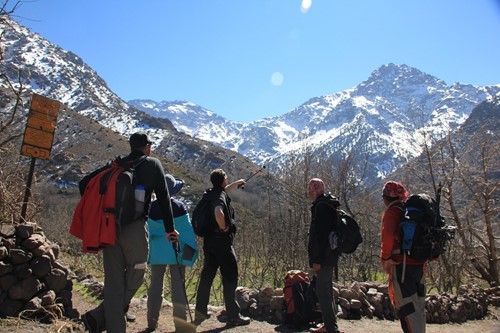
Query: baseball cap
[{"left": 129, "top": 132, "right": 153, "bottom": 150}]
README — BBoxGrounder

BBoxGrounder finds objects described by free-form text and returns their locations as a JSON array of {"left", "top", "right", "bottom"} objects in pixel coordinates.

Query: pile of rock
[
  {"left": 235, "top": 281, "right": 499, "bottom": 324},
  {"left": 0, "top": 222, "right": 78, "bottom": 322},
  {"left": 425, "top": 283, "right": 495, "bottom": 323}
]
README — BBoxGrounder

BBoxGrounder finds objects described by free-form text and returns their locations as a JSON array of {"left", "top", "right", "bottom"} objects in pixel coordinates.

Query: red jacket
[
  {"left": 381, "top": 200, "right": 422, "bottom": 265},
  {"left": 70, "top": 168, "right": 119, "bottom": 253}
]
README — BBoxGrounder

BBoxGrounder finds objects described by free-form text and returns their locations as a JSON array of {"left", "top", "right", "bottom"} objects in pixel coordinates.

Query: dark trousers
[
  {"left": 316, "top": 265, "right": 339, "bottom": 333},
  {"left": 195, "top": 233, "right": 240, "bottom": 319},
  {"left": 89, "top": 221, "right": 148, "bottom": 333}
]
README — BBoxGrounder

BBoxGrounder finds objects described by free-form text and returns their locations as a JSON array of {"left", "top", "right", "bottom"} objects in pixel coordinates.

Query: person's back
[
  {"left": 194, "top": 168, "right": 250, "bottom": 327},
  {"left": 81, "top": 132, "right": 177, "bottom": 333},
  {"left": 146, "top": 174, "right": 198, "bottom": 333}
]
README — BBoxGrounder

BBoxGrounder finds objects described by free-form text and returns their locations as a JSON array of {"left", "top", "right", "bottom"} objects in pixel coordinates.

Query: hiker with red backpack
[
  {"left": 380, "top": 181, "right": 426, "bottom": 333},
  {"left": 81, "top": 133, "right": 178, "bottom": 333},
  {"left": 307, "top": 178, "right": 344, "bottom": 333}
]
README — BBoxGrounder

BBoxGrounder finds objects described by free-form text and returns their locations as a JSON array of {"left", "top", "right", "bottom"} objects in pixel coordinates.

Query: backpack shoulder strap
[
  {"left": 133, "top": 155, "right": 147, "bottom": 167},
  {"left": 314, "top": 199, "right": 340, "bottom": 225},
  {"left": 113, "top": 154, "right": 147, "bottom": 168},
  {"left": 389, "top": 203, "right": 405, "bottom": 213}
]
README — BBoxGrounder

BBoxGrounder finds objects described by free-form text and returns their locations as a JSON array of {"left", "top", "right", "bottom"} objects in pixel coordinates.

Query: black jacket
[
  {"left": 204, "top": 186, "right": 236, "bottom": 236},
  {"left": 127, "top": 151, "right": 174, "bottom": 233},
  {"left": 308, "top": 193, "right": 340, "bottom": 268}
]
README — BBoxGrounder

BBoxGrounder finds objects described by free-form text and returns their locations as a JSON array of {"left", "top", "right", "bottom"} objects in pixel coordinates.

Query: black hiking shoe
[
  {"left": 81, "top": 312, "right": 102, "bottom": 333},
  {"left": 193, "top": 311, "right": 211, "bottom": 326},
  {"left": 226, "top": 314, "right": 251, "bottom": 327}
]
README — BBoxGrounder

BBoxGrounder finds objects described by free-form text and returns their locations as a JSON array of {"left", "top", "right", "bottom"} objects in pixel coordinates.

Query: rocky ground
[{"left": 0, "top": 288, "right": 499, "bottom": 333}]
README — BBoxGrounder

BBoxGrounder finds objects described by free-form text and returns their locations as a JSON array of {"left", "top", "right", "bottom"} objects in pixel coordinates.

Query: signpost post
[{"left": 19, "top": 93, "right": 62, "bottom": 223}]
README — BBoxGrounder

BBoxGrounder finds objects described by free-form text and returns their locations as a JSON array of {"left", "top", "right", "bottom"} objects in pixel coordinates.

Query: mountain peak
[{"left": 358, "top": 63, "right": 446, "bottom": 96}]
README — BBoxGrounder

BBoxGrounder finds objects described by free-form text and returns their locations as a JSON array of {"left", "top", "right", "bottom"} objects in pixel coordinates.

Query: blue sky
[{"left": 13, "top": 0, "right": 500, "bottom": 122}]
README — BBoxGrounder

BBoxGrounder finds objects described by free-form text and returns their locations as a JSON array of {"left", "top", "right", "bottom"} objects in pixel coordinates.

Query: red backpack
[
  {"left": 283, "top": 270, "right": 321, "bottom": 328},
  {"left": 70, "top": 156, "right": 146, "bottom": 253}
]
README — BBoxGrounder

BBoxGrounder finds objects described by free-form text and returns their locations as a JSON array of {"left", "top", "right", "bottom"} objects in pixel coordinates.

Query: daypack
[
  {"left": 399, "top": 185, "right": 454, "bottom": 262},
  {"left": 334, "top": 210, "right": 363, "bottom": 255},
  {"left": 283, "top": 270, "right": 321, "bottom": 329},
  {"left": 318, "top": 195, "right": 363, "bottom": 255},
  {"left": 191, "top": 190, "right": 217, "bottom": 237},
  {"left": 70, "top": 156, "right": 146, "bottom": 252}
]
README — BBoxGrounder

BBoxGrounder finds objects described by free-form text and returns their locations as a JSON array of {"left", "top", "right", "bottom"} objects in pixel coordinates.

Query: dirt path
[
  {"left": 1, "top": 289, "right": 498, "bottom": 333},
  {"left": 93, "top": 290, "right": 500, "bottom": 333}
]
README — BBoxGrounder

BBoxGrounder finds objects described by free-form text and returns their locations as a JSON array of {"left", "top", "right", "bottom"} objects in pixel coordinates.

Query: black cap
[{"left": 129, "top": 132, "right": 153, "bottom": 150}]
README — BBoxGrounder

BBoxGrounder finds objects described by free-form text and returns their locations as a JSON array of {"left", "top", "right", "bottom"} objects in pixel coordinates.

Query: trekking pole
[
  {"left": 238, "top": 165, "right": 266, "bottom": 189},
  {"left": 172, "top": 242, "right": 194, "bottom": 323},
  {"left": 435, "top": 182, "right": 442, "bottom": 228},
  {"left": 428, "top": 182, "right": 443, "bottom": 260}
]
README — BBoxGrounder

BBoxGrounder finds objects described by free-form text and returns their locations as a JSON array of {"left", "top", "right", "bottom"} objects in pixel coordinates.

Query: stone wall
[
  {"left": 0, "top": 222, "right": 78, "bottom": 323},
  {"left": 235, "top": 280, "right": 499, "bottom": 325}
]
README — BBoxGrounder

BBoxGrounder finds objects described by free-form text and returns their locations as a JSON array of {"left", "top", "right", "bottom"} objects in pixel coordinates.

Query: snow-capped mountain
[
  {"left": 130, "top": 64, "right": 500, "bottom": 182},
  {"left": 4, "top": 17, "right": 500, "bottom": 185},
  {"left": 1, "top": 17, "right": 177, "bottom": 144},
  {"left": 1, "top": 17, "right": 260, "bottom": 187}
]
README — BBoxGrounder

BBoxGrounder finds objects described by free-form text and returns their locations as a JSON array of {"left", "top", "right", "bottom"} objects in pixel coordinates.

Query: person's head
[
  {"left": 210, "top": 168, "right": 227, "bottom": 188},
  {"left": 382, "top": 181, "right": 409, "bottom": 206},
  {"left": 308, "top": 178, "right": 325, "bottom": 201},
  {"left": 165, "top": 174, "right": 185, "bottom": 196},
  {"left": 129, "top": 132, "right": 153, "bottom": 155}
]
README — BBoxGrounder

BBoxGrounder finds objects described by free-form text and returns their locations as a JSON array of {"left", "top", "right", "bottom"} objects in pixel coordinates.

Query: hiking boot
[
  {"left": 81, "top": 312, "right": 102, "bottom": 333},
  {"left": 226, "top": 314, "right": 251, "bottom": 327},
  {"left": 125, "top": 312, "right": 136, "bottom": 322},
  {"left": 193, "top": 311, "right": 211, "bottom": 326}
]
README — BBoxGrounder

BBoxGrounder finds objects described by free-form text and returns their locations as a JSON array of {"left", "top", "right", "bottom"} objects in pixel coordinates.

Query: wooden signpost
[{"left": 19, "top": 94, "right": 62, "bottom": 223}]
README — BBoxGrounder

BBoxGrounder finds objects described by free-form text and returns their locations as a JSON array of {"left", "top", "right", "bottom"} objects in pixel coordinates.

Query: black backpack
[
  {"left": 335, "top": 209, "right": 363, "bottom": 254},
  {"left": 319, "top": 195, "right": 363, "bottom": 255},
  {"left": 191, "top": 190, "right": 217, "bottom": 237},
  {"left": 400, "top": 185, "right": 455, "bottom": 261},
  {"left": 79, "top": 155, "right": 147, "bottom": 226}
]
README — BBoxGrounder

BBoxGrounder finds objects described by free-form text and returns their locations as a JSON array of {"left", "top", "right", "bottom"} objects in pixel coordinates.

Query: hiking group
[{"left": 71, "top": 132, "right": 444, "bottom": 333}]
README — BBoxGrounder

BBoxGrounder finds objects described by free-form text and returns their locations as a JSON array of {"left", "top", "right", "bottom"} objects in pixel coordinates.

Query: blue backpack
[{"left": 399, "top": 186, "right": 454, "bottom": 261}]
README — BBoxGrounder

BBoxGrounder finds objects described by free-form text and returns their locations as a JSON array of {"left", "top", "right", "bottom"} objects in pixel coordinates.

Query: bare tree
[{"left": 0, "top": 0, "right": 40, "bottom": 225}]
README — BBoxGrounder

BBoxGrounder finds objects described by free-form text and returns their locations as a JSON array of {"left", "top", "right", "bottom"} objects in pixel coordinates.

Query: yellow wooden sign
[{"left": 20, "top": 94, "right": 61, "bottom": 159}]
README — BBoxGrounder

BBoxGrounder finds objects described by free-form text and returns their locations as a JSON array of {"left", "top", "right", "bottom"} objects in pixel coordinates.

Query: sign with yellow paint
[{"left": 20, "top": 94, "right": 61, "bottom": 159}]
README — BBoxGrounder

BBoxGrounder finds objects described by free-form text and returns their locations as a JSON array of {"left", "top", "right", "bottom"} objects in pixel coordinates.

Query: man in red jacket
[{"left": 380, "top": 181, "right": 426, "bottom": 333}]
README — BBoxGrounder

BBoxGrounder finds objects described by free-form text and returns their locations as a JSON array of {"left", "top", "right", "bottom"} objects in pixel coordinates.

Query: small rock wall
[{"left": 0, "top": 222, "right": 78, "bottom": 323}]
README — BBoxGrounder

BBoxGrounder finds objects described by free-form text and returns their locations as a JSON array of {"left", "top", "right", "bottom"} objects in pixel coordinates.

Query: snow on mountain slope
[
  {"left": 130, "top": 65, "right": 499, "bottom": 181},
  {"left": 2, "top": 17, "right": 176, "bottom": 145},
  {"left": 4, "top": 17, "right": 499, "bottom": 184}
]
